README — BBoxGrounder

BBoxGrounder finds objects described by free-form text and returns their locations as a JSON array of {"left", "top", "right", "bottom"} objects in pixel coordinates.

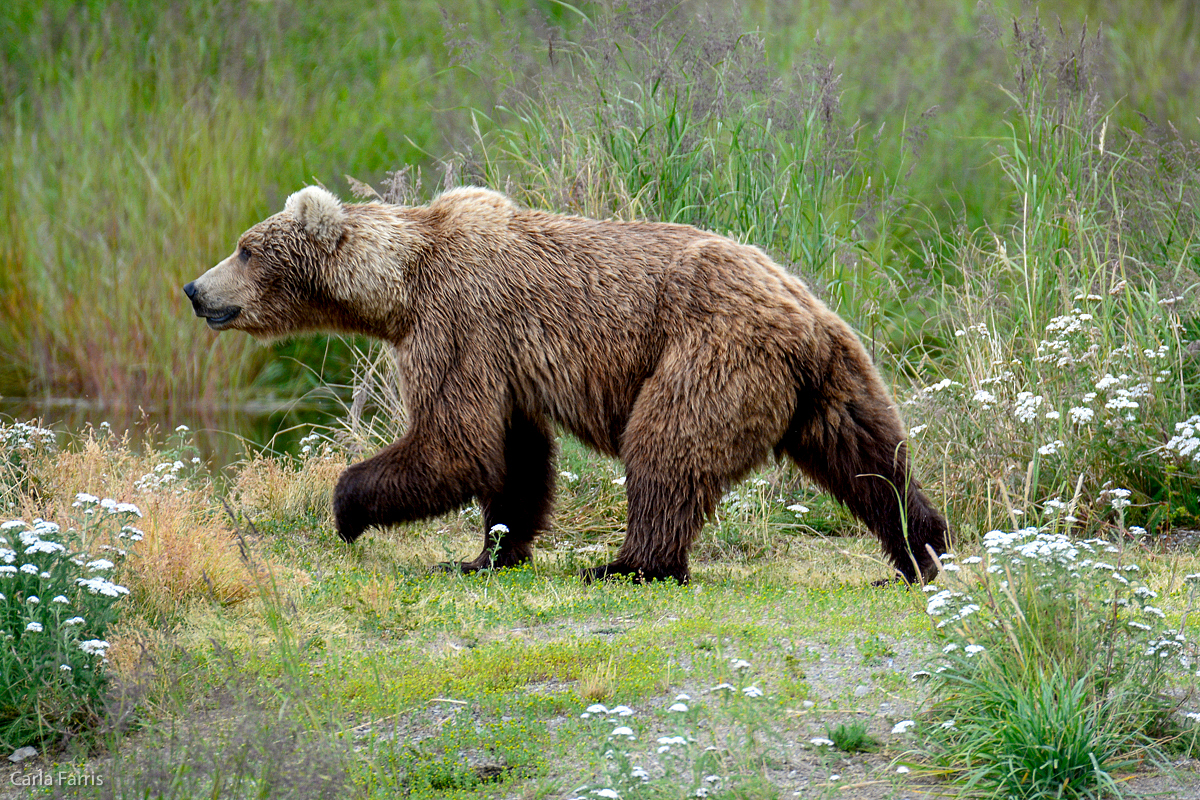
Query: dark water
[{"left": 0, "top": 395, "right": 341, "bottom": 474}]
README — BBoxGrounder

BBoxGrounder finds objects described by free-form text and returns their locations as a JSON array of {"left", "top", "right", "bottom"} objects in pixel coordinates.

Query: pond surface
[{"left": 0, "top": 395, "right": 341, "bottom": 474}]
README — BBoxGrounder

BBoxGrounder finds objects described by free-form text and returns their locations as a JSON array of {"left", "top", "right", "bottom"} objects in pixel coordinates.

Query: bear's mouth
[{"left": 203, "top": 307, "right": 242, "bottom": 329}]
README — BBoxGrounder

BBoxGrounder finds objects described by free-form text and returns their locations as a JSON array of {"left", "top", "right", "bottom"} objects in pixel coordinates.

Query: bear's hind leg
[
  {"left": 580, "top": 470, "right": 718, "bottom": 584},
  {"left": 781, "top": 374, "right": 948, "bottom": 583},
  {"left": 448, "top": 410, "right": 557, "bottom": 574}
]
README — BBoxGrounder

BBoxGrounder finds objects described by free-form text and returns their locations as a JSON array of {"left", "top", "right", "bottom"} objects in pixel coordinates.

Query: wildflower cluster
[
  {"left": 1, "top": 496, "right": 139, "bottom": 749},
  {"left": 571, "top": 660, "right": 772, "bottom": 799},
  {"left": 918, "top": 528, "right": 1195, "bottom": 795},
  {"left": 1, "top": 420, "right": 57, "bottom": 509},
  {"left": 927, "top": 529, "right": 1191, "bottom": 679},
  {"left": 1166, "top": 415, "right": 1200, "bottom": 464},
  {"left": 128, "top": 424, "right": 204, "bottom": 494},
  {"left": 905, "top": 291, "right": 1197, "bottom": 530},
  {"left": 132, "top": 457, "right": 201, "bottom": 494}
]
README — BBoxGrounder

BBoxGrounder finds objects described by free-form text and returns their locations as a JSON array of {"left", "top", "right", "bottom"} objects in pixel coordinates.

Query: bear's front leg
[
  {"left": 332, "top": 427, "right": 491, "bottom": 543},
  {"left": 437, "top": 408, "right": 557, "bottom": 574}
]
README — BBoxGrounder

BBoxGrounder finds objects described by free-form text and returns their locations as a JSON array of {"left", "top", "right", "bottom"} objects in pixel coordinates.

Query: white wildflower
[
  {"left": 23, "top": 539, "right": 66, "bottom": 555},
  {"left": 1014, "top": 392, "right": 1044, "bottom": 423},
  {"left": 79, "top": 639, "right": 110, "bottom": 656},
  {"left": 76, "top": 576, "right": 130, "bottom": 597},
  {"left": 1104, "top": 488, "right": 1132, "bottom": 510},
  {"left": 1069, "top": 406, "right": 1094, "bottom": 424},
  {"left": 891, "top": 720, "right": 916, "bottom": 734},
  {"left": 972, "top": 389, "right": 997, "bottom": 406}
]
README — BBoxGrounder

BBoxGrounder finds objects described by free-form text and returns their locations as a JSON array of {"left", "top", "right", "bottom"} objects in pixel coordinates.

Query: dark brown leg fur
[
  {"left": 450, "top": 410, "right": 556, "bottom": 573},
  {"left": 333, "top": 430, "right": 493, "bottom": 544},
  {"left": 580, "top": 471, "right": 721, "bottom": 585},
  {"left": 781, "top": 387, "right": 948, "bottom": 583}
]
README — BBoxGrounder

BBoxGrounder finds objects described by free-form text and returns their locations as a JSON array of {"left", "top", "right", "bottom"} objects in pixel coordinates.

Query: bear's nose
[{"left": 183, "top": 282, "right": 197, "bottom": 300}]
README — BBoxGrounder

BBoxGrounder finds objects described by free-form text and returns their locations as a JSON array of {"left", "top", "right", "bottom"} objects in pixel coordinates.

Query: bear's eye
[{"left": 239, "top": 246, "right": 252, "bottom": 263}]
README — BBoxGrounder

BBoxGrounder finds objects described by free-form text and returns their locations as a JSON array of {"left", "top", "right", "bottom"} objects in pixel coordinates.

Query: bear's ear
[{"left": 285, "top": 186, "right": 346, "bottom": 253}]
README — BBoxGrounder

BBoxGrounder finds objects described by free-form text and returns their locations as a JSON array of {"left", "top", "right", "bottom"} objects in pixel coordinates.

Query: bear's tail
[{"left": 778, "top": 339, "right": 948, "bottom": 582}]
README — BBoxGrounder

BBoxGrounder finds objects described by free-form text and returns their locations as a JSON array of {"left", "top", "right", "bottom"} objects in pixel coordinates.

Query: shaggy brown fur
[{"left": 185, "top": 185, "right": 948, "bottom": 583}]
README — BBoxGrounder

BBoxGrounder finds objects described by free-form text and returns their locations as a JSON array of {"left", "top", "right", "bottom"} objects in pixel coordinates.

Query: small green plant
[
  {"left": 1, "top": 496, "right": 141, "bottom": 749},
  {"left": 825, "top": 718, "right": 879, "bottom": 753},
  {"left": 857, "top": 633, "right": 896, "bottom": 665},
  {"left": 920, "top": 528, "right": 1198, "bottom": 798}
]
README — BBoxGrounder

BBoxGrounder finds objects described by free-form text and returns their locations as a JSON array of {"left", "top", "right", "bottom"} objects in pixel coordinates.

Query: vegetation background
[{"left": 3, "top": 2, "right": 1200, "bottom": 797}]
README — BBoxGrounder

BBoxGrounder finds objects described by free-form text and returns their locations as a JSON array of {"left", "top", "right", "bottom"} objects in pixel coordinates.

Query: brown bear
[{"left": 184, "top": 185, "right": 948, "bottom": 584}]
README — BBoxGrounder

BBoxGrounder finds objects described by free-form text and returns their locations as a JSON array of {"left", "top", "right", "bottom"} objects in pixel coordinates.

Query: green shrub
[
  {"left": 920, "top": 529, "right": 1196, "bottom": 798},
  {"left": 0, "top": 498, "right": 140, "bottom": 749}
]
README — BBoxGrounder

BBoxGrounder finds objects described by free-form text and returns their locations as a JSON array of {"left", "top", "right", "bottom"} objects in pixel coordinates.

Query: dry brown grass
[
  {"left": 233, "top": 447, "right": 346, "bottom": 528},
  {"left": 13, "top": 429, "right": 281, "bottom": 618}
]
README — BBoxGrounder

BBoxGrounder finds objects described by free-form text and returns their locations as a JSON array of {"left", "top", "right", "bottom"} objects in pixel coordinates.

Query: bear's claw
[
  {"left": 581, "top": 562, "right": 689, "bottom": 585},
  {"left": 434, "top": 553, "right": 531, "bottom": 575}
]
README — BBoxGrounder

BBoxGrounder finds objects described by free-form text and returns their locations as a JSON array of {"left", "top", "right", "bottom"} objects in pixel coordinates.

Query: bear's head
[{"left": 184, "top": 186, "right": 414, "bottom": 340}]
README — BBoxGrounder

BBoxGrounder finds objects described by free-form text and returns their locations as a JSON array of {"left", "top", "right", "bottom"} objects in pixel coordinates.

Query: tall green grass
[
  {"left": 4, "top": 1, "right": 1198, "bottom": 409},
  {"left": 0, "top": 0, "right": 545, "bottom": 407}
]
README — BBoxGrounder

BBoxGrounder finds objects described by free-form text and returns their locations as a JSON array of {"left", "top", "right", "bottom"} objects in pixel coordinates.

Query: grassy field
[
  {"left": 3, "top": 1, "right": 1200, "bottom": 797},
  {"left": 3, "top": 429, "right": 1200, "bottom": 798}
]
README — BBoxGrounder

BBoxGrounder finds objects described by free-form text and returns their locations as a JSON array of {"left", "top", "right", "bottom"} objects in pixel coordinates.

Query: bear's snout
[{"left": 183, "top": 280, "right": 242, "bottom": 329}]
